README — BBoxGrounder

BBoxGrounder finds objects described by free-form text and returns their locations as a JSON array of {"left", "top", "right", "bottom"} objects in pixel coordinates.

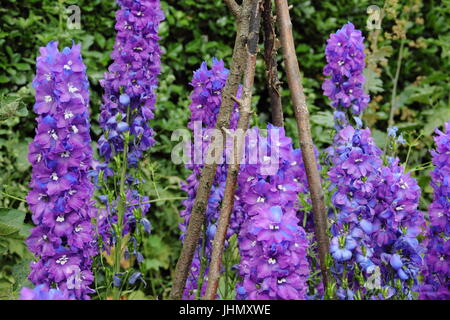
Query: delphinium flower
[
  {"left": 326, "top": 126, "right": 425, "bottom": 299},
  {"left": 179, "top": 58, "right": 240, "bottom": 299},
  {"left": 19, "top": 284, "right": 74, "bottom": 300},
  {"left": 94, "top": 0, "right": 164, "bottom": 294},
  {"left": 235, "top": 125, "right": 310, "bottom": 300},
  {"left": 26, "top": 41, "right": 96, "bottom": 300},
  {"left": 322, "top": 22, "right": 370, "bottom": 128},
  {"left": 420, "top": 122, "right": 450, "bottom": 300},
  {"left": 326, "top": 125, "right": 383, "bottom": 299},
  {"left": 98, "top": 0, "right": 165, "bottom": 166}
]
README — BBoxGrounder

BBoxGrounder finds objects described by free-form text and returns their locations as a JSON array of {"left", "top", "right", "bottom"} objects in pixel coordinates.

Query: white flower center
[
  {"left": 277, "top": 278, "right": 286, "bottom": 284},
  {"left": 395, "top": 205, "right": 405, "bottom": 211},
  {"left": 268, "top": 258, "right": 277, "bottom": 265},
  {"left": 64, "top": 60, "right": 73, "bottom": 70},
  {"left": 68, "top": 84, "right": 79, "bottom": 93},
  {"left": 44, "top": 95, "right": 53, "bottom": 103},
  {"left": 75, "top": 225, "right": 82, "bottom": 233},
  {"left": 68, "top": 189, "right": 77, "bottom": 195},
  {"left": 56, "top": 255, "right": 68, "bottom": 265},
  {"left": 45, "top": 73, "right": 52, "bottom": 81},
  {"left": 355, "top": 158, "right": 363, "bottom": 163},
  {"left": 256, "top": 196, "right": 265, "bottom": 203},
  {"left": 56, "top": 216, "right": 65, "bottom": 222},
  {"left": 61, "top": 151, "right": 70, "bottom": 158},
  {"left": 64, "top": 111, "right": 74, "bottom": 119},
  {"left": 51, "top": 172, "right": 59, "bottom": 181},
  {"left": 338, "top": 60, "right": 345, "bottom": 66},
  {"left": 49, "top": 130, "right": 58, "bottom": 140},
  {"left": 72, "top": 125, "right": 79, "bottom": 133},
  {"left": 399, "top": 180, "right": 409, "bottom": 189},
  {"left": 277, "top": 185, "right": 287, "bottom": 191},
  {"left": 269, "top": 224, "right": 279, "bottom": 230}
]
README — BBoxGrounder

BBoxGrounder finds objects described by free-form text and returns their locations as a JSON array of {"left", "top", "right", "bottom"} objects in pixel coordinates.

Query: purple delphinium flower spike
[
  {"left": 235, "top": 126, "right": 310, "bottom": 300},
  {"left": 326, "top": 125, "right": 425, "bottom": 299},
  {"left": 322, "top": 22, "right": 370, "bottom": 126},
  {"left": 95, "top": 0, "right": 164, "bottom": 257},
  {"left": 420, "top": 122, "right": 450, "bottom": 300},
  {"left": 26, "top": 41, "right": 97, "bottom": 300},
  {"left": 98, "top": 0, "right": 164, "bottom": 166}
]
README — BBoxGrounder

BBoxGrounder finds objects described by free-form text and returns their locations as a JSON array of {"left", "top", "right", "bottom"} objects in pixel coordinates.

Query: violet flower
[
  {"left": 26, "top": 41, "right": 96, "bottom": 300},
  {"left": 322, "top": 22, "right": 370, "bottom": 126},
  {"left": 235, "top": 126, "right": 310, "bottom": 300},
  {"left": 420, "top": 122, "right": 450, "bottom": 300},
  {"left": 98, "top": 0, "right": 164, "bottom": 166}
]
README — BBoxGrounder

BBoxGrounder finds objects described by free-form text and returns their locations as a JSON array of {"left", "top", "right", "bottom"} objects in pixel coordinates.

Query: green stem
[
  {"left": 388, "top": 38, "right": 406, "bottom": 128},
  {"left": 0, "top": 192, "right": 26, "bottom": 203},
  {"left": 196, "top": 223, "right": 208, "bottom": 300},
  {"left": 132, "top": 197, "right": 187, "bottom": 207},
  {"left": 112, "top": 107, "right": 130, "bottom": 300}
]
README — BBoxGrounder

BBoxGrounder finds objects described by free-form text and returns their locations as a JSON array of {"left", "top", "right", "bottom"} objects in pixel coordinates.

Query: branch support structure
[
  {"left": 170, "top": 0, "right": 255, "bottom": 300},
  {"left": 275, "top": 0, "right": 330, "bottom": 288},
  {"left": 203, "top": 0, "right": 262, "bottom": 300}
]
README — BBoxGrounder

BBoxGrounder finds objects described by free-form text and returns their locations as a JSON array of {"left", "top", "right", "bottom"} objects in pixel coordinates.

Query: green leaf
[
  {"left": 364, "top": 68, "right": 384, "bottom": 94},
  {"left": 311, "top": 111, "right": 334, "bottom": 128},
  {"left": 0, "top": 208, "right": 30, "bottom": 240}
]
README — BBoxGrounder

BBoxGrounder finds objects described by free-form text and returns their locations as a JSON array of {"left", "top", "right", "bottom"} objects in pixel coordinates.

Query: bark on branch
[
  {"left": 203, "top": 0, "right": 262, "bottom": 300},
  {"left": 224, "top": 0, "right": 241, "bottom": 17},
  {"left": 170, "top": 0, "right": 254, "bottom": 300},
  {"left": 263, "top": 0, "right": 284, "bottom": 127},
  {"left": 275, "top": 0, "right": 330, "bottom": 288}
]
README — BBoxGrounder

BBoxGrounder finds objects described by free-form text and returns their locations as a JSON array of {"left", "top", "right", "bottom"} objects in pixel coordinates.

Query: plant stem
[
  {"left": 275, "top": 0, "right": 329, "bottom": 289},
  {"left": 112, "top": 107, "right": 130, "bottom": 300},
  {"left": 388, "top": 38, "right": 405, "bottom": 127},
  {"left": 134, "top": 197, "right": 187, "bottom": 206},
  {"left": 0, "top": 192, "right": 26, "bottom": 202}
]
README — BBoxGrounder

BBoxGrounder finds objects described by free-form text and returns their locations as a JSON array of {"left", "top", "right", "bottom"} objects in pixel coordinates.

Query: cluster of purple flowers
[
  {"left": 26, "top": 41, "right": 97, "bottom": 300},
  {"left": 94, "top": 0, "right": 164, "bottom": 261},
  {"left": 19, "top": 284, "right": 75, "bottom": 300},
  {"left": 98, "top": 0, "right": 164, "bottom": 167},
  {"left": 179, "top": 58, "right": 240, "bottom": 299},
  {"left": 322, "top": 22, "right": 370, "bottom": 122},
  {"left": 327, "top": 125, "right": 424, "bottom": 299},
  {"left": 235, "top": 126, "right": 310, "bottom": 300},
  {"left": 420, "top": 122, "right": 450, "bottom": 300}
]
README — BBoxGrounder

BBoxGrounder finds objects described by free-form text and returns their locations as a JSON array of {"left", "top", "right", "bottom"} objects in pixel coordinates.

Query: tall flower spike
[
  {"left": 326, "top": 125, "right": 424, "bottom": 299},
  {"left": 420, "top": 122, "right": 450, "bottom": 300},
  {"left": 322, "top": 22, "right": 370, "bottom": 125},
  {"left": 98, "top": 0, "right": 165, "bottom": 167},
  {"left": 94, "top": 0, "right": 164, "bottom": 260},
  {"left": 236, "top": 125, "right": 310, "bottom": 300},
  {"left": 26, "top": 41, "right": 96, "bottom": 300}
]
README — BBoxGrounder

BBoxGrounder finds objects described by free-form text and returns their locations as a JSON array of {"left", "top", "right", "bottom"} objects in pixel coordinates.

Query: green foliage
[{"left": 0, "top": 0, "right": 448, "bottom": 299}]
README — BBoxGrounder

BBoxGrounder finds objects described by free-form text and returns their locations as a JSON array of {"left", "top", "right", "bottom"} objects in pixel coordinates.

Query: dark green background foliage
[{"left": 0, "top": 0, "right": 448, "bottom": 299}]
